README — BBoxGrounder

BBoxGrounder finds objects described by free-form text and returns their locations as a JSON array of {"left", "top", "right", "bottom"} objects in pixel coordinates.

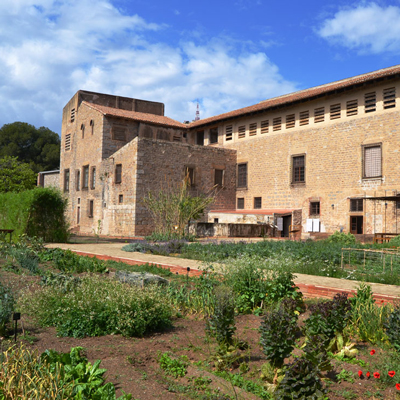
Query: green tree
[
  {"left": 0, "top": 156, "right": 37, "bottom": 193},
  {"left": 0, "top": 122, "right": 60, "bottom": 172}
]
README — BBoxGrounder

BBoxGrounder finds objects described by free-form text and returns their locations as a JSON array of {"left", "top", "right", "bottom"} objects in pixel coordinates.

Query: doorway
[
  {"left": 350, "top": 216, "right": 363, "bottom": 234},
  {"left": 282, "top": 215, "right": 292, "bottom": 237}
]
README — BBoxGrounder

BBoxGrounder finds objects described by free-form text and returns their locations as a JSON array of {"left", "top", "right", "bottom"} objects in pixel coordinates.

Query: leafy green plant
[
  {"left": 158, "top": 352, "right": 188, "bottom": 378},
  {"left": 206, "top": 286, "right": 236, "bottom": 351},
  {"left": 336, "top": 368, "right": 355, "bottom": 383},
  {"left": 304, "top": 293, "right": 352, "bottom": 345},
  {"left": 265, "top": 271, "right": 303, "bottom": 307},
  {"left": 260, "top": 299, "right": 299, "bottom": 368},
  {"left": 0, "top": 282, "right": 14, "bottom": 335},
  {"left": 274, "top": 358, "right": 327, "bottom": 400},
  {"left": 326, "top": 231, "right": 356, "bottom": 245},
  {"left": 20, "top": 275, "right": 173, "bottom": 337},
  {"left": 384, "top": 304, "right": 400, "bottom": 351}
]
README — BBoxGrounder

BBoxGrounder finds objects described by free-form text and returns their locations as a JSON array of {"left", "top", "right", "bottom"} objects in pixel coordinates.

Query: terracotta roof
[
  {"left": 209, "top": 209, "right": 295, "bottom": 215},
  {"left": 188, "top": 64, "right": 400, "bottom": 128},
  {"left": 82, "top": 102, "right": 187, "bottom": 129}
]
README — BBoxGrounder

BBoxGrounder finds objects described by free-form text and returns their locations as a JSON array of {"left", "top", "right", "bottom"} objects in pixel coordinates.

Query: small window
[
  {"left": 81, "top": 123, "right": 85, "bottom": 139},
  {"left": 254, "top": 197, "right": 262, "bottom": 209},
  {"left": 214, "top": 218, "right": 219, "bottom": 224},
  {"left": 286, "top": 114, "right": 295, "bottom": 129},
  {"left": 185, "top": 167, "right": 195, "bottom": 186},
  {"left": 310, "top": 201, "right": 320, "bottom": 216},
  {"left": 383, "top": 87, "right": 396, "bottom": 109},
  {"left": 330, "top": 103, "right": 341, "bottom": 120},
  {"left": 350, "top": 199, "right": 363, "bottom": 212},
  {"left": 363, "top": 144, "right": 382, "bottom": 179},
  {"left": 90, "top": 119, "right": 94, "bottom": 135},
  {"left": 77, "top": 198, "right": 81, "bottom": 204},
  {"left": 70, "top": 108, "right": 75, "bottom": 123},
  {"left": 365, "top": 92, "right": 376, "bottom": 113},
  {"left": 209, "top": 128, "right": 218, "bottom": 144},
  {"left": 237, "top": 163, "right": 248, "bottom": 188},
  {"left": 88, "top": 200, "right": 94, "bottom": 218},
  {"left": 225, "top": 125, "right": 233, "bottom": 141},
  {"left": 249, "top": 123, "right": 257, "bottom": 136},
  {"left": 82, "top": 166, "right": 89, "bottom": 189},
  {"left": 299, "top": 111, "right": 309, "bottom": 126},
  {"left": 115, "top": 164, "right": 122, "bottom": 184},
  {"left": 65, "top": 133, "right": 71, "bottom": 151},
  {"left": 238, "top": 125, "right": 246, "bottom": 139},
  {"left": 314, "top": 107, "right": 325, "bottom": 123},
  {"left": 237, "top": 198, "right": 245, "bottom": 209},
  {"left": 64, "top": 169, "right": 70, "bottom": 192},
  {"left": 214, "top": 169, "right": 224, "bottom": 187},
  {"left": 396, "top": 201, "right": 400, "bottom": 210},
  {"left": 260, "top": 120, "right": 269, "bottom": 134},
  {"left": 112, "top": 126, "right": 127, "bottom": 141},
  {"left": 119, "top": 194, "right": 123, "bottom": 204},
  {"left": 273, "top": 117, "right": 281, "bottom": 131},
  {"left": 196, "top": 131, "right": 204, "bottom": 145},
  {"left": 346, "top": 100, "right": 358, "bottom": 116},
  {"left": 292, "top": 155, "right": 305, "bottom": 184},
  {"left": 91, "top": 167, "right": 96, "bottom": 189},
  {"left": 76, "top": 170, "right": 81, "bottom": 191}
]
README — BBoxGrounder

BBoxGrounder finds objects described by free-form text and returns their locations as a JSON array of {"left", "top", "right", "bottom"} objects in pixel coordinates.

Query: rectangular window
[
  {"left": 260, "top": 120, "right": 269, "bottom": 134},
  {"left": 254, "top": 197, "right": 262, "bottom": 209},
  {"left": 314, "top": 107, "right": 325, "bottom": 123},
  {"left": 237, "top": 163, "right": 248, "bottom": 188},
  {"left": 70, "top": 108, "right": 75, "bottom": 123},
  {"left": 91, "top": 167, "right": 96, "bottom": 189},
  {"left": 363, "top": 144, "right": 382, "bottom": 178},
  {"left": 383, "top": 87, "right": 396, "bottom": 109},
  {"left": 115, "top": 164, "right": 122, "bottom": 184},
  {"left": 346, "top": 99, "right": 358, "bottom": 116},
  {"left": 365, "top": 92, "right": 376, "bottom": 113},
  {"left": 299, "top": 111, "right": 309, "bottom": 126},
  {"left": 81, "top": 123, "right": 85, "bottom": 139},
  {"left": 292, "top": 155, "right": 305, "bottom": 184},
  {"left": 90, "top": 120, "right": 94, "bottom": 135},
  {"left": 249, "top": 123, "right": 257, "bottom": 136},
  {"left": 330, "top": 103, "right": 341, "bottom": 120},
  {"left": 286, "top": 114, "right": 295, "bottom": 129},
  {"left": 238, "top": 125, "right": 246, "bottom": 139},
  {"left": 88, "top": 200, "right": 94, "bottom": 218},
  {"left": 185, "top": 167, "right": 195, "bottom": 186},
  {"left": 82, "top": 165, "right": 89, "bottom": 189},
  {"left": 310, "top": 201, "right": 320, "bottom": 216},
  {"left": 119, "top": 194, "right": 123, "bottom": 204},
  {"left": 196, "top": 131, "right": 204, "bottom": 145},
  {"left": 225, "top": 125, "right": 233, "bottom": 141},
  {"left": 65, "top": 133, "right": 71, "bottom": 151},
  {"left": 76, "top": 170, "right": 80, "bottom": 191},
  {"left": 214, "top": 169, "right": 224, "bottom": 187},
  {"left": 112, "top": 125, "right": 127, "bottom": 141},
  {"left": 237, "top": 198, "right": 245, "bottom": 209},
  {"left": 209, "top": 128, "right": 218, "bottom": 143},
  {"left": 273, "top": 117, "right": 281, "bottom": 131},
  {"left": 350, "top": 199, "right": 363, "bottom": 212},
  {"left": 64, "top": 169, "right": 70, "bottom": 192}
]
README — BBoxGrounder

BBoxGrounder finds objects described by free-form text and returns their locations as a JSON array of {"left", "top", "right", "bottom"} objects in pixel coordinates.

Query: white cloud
[
  {"left": 318, "top": 3, "right": 400, "bottom": 54},
  {"left": 0, "top": 0, "right": 297, "bottom": 133}
]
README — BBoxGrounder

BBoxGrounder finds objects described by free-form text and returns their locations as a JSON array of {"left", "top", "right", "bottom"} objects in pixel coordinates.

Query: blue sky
[{"left": 1, "top": 0, "right": 400, "bottom": 134}]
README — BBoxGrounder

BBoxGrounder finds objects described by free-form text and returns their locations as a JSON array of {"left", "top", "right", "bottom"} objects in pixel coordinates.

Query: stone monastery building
[{"left": 58, "top": 64, "right": 400, "bottom": 239}]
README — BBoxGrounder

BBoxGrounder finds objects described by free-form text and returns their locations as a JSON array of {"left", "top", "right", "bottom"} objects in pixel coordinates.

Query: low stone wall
[{"left": 195, "top": 222, "right": 277, "bottom": 238}]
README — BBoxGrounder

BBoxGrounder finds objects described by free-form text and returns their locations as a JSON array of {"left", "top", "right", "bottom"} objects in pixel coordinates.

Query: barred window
[
  {"left": 254, "top": 197, "right": 262, "bottom": 209},
  {"left": 286, "top": 114, "right": 295, "bottom": 129},
  {"left": 363, "top": 144, "right": 381, "bottom": 178},
  {"left": 260, "top": 120, "right": 269, "bottom": 134},
  {"left": 237, "top": 163, "right": 247, "bottom": 188},
  {"left": 225, "top": 125, "right": 233, "bottom": 141},
  {"left": 314, "top": 107, "right": 325, "bottom": 123},
  {"left": 383, "top": 87, "right": 396, "bottom": 109},
  {"left": 350, "top": 199, "right": 363, "bottom": 212},
  {"left": 346, "top": 100, "right": 358, "bottom": 116},
  {"left": 237, "top": 198, "right": 245, "bottom": 209},
  {"left": 64, "top": 169, "right": 70, "bottom": 192},
  {"left": 238, "top": 125, "right": 246, "bottom": 139},
  {"left": 292, "top": 155, "right": 305, "bottom": 183},
  {"left": 91, "top": 167, "right": 96, "bottom": 189},
  {"left": 249, "top": 123, "right": 257, "bottom": 136},
  {"left": 82, "top": 165, "right": 89, "bottom": 189},
  {"left": 273, "top": 117, "right": 281, "bottom": 131},
  {"left": 65, "top": 133, "right": 71, "bottom": 151},
  {"left": 310, "top": 201, "right": 320, "bottom": 216},
  {"left": 299, "top": 111, "right": 309, "bottom": 126},
  {"left": 365, "top": 92, "right": 376, "bottom": 113}
]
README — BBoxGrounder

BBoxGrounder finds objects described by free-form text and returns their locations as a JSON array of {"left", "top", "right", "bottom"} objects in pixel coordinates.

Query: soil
[{"left": 1, "top": 262, "right": 400, "bottom": 399}]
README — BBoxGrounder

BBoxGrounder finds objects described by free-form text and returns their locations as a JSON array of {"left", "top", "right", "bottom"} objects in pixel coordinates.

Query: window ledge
[{"left": 362, "top": 177, "right": 382, "bottom": 181}]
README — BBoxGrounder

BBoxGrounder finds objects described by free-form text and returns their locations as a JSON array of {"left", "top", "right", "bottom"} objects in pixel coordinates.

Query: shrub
[
  {"left": 265, "top": 271, "right": 304, "bottom": 308},
  {"left": 0, "top": 282, "right": 15, "bottom": 335},
  {"left": 259, "top": 300, "right": 299, "bottom": 368},
  {"left": 326, "top": 231, "right": 356, "bottom": 245},
  {"left": 0, "top": 187, "right": 69, "bottom": 242},
  {"left": 158, "top": 352, "right": 188, "bottom": 378},
  {"left": 20, "top": 275, "right": 173, "bottom": 337},
  {"left": 206, "top": 286, "right": 236, "bottom": 350}
]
